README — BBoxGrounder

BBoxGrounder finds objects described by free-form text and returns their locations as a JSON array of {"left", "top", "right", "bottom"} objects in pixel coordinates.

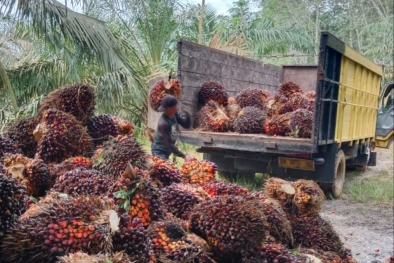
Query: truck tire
[{"left": 321, "top": 149, "right": 346, "bottom": 198}]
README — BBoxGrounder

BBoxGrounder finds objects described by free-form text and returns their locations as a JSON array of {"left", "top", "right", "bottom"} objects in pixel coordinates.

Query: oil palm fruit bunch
[
  {"left": 203, "top": 181, "right": 248, "bottom": 197},
  {"left": 150, "top": 156, "right": 183, "bottom": 186},
  {"left": 263, "top": 178, "right": 296, "bottom": 211},
  {"left": 34, "top": 109, "right": 94, "bottom": 164},
  {"left": 305, "top": 91, "right": 316, "bottom": 100},
  {"left": 112, "top": 214, "right": 155, "bottom": 263},
  {"left": 265, "top": 112, "right": 292, "bottom": 136},
  {"left": 226, "top": 97, "right": 241, "bottom": 129},
  {"left": 87, "top": 114, "right": 121, "bottom": 146},
  {"left": 111, "top": 115, "right": 135, "bottom": 135},
  {"left": 38, "top": 83, "right": 96, "bottom": 124},
  {"left": 194, "top": 100, "right": 230, "bottom": 132},
  {"left": 161, "top": 183, "right": 209, "bottom": 220},
  {"left": 180, "top": 158, "right": 216, "bottom": 186},
  {"left": 289, "top": 109, "right": 313, "bottom": 138},
  {"left": 290, "top": 215, "right": 346, "bottom": 255},
  {"left": 92, "top": 135, "right": 148, "bottom": 177},
  {"left": 51, "top": 168, "right": 115, "bottom": 197},
  {"left": 3, "top": 117, "right": 39, "bottom": 158},
  {"left": 189, "top": 195, "right": 267, "bottom": 261},
  {"left": 233, "top": 106, "right": 267, "bottom": 134},
  {"left": 0, "top": 174, "right": 28, "bottom": 238},
  {"left": 266, "top": 94, "right": 290, "bottom": 116},
  {"left": 293, "top": 179, "right": 325, "bottom": 217},
  {"left": 235, "top": 88, "right": 272, "bottom": 109},
  {"left": 57, "top": 251, "right": 131, "bottom": 263},
  {"left": 288, "top": 93, "right": 309, "bottom": 111},
  {"left": 242, "top": 243, "right": 304, "bottom": 263},
  {"left": 199, "top": 81, "right": 228, "bottom": 106},
  {"left": 279, "top": 81, "right": 303, "bottom": 98},
  {"left": 47, "top": 156, "right": 92, "bottom": 187},
  {"left": 149, "top": 79, "right": 181, "bottom": 111},
  {"left": 108, "top": 165, "right": 164, "bottom": 226},
  {"left": 0, "top": 135, "right": 20, "bottom": 158},
  {"left": 298, "top": 248, "right": 345, "bottom": 263},
  {"left": 1, "top": 196, "right": 118, "bottom": 263},
  {"left": 2, "top": 154, "right": 50, "bottom": 197}
]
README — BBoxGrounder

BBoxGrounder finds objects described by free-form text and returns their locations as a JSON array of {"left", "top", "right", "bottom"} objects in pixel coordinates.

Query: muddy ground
[{"left": 320, "top": 146, "right": 393, "bottom": 263}]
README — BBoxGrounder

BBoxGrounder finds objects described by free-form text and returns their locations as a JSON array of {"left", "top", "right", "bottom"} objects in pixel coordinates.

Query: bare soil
[{"left": 320, "top": 147, "right": 394, "bottom": 263}]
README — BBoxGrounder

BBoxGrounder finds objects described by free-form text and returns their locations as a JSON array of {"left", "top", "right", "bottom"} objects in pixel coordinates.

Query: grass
[
  {"left": 216, "top": 172, "right": 270, "bottom": 192},
  {"left": 344, "top": 170, "right": 394, "bottom": 206}
]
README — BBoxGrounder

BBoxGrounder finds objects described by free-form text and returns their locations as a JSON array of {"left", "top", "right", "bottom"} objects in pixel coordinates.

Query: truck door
[{"left": 376, "top": 82, "right": 394, "bottom": 148}]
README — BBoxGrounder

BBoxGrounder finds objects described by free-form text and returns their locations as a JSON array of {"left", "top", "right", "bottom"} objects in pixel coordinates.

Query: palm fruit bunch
[
  {"left": 92, "top": 135, "right": 148, "bottom": 177},
  {"left": 265, "top": 112, "right": 292, "bottom": 136},
  {"left": 298, "top": 248, "right": 345, "bottom": 263},
  {"left": 202, "top": 181, "right": 248, "bottom": 197},
  {"left": 108, "top": 165, "right": 164, "bottom": 226},
  {"left": 37, "top": 83, "right": 96, "bottom": 123},
  {"left": 226, "top": 97, "right": 241, "bottom": 129},
  {"left": 2, "top": 154, "right": 50, "bottom": 197},
  {"left": 112, "top": 214, "right": 155, "bottom": 263},
  {"left": 189, "top": 195, "right": 267, "bottom": 261},
  {"left": 263, "top": 178, "right": 296, "bottom": 212},
  {"left": 289, "top": 109, "right": 313, "bottom": 138},
  {"left": 235, "top": 88, "right": 272, "bottom": 109},
  {"left": 0, "top": 174, "right": 28, "bottom": 238},
  {"left": 148, "top": 220, "right": 205, "bottom": 262},
  {"left": 86, "top": 114, "right": 121, "bottom": 146},
  {"left": 34, "top": 109, "right": 94, "bottom": 164},
  {"left": 111, "top": 115, "right": 135, "bottom": 135},
  {"left": 266, "top": 94, "right": 290, "bottom": 116},
  {"left": 199, "top": 81, "right": 228, "bottom": 106},
  {"left": 57, "top": 251, "right": 131, "bottom": 263},
  {"left": 1, "top": 196, "right": 117, "bottom": 263},
  {"left": 249, "top": 191, "right": 266, "bottom": 203},
  {"left": 290, "top": 215, "right": 346, "bottom": 255},
  {"left": 288, "top": 93, "right": 310, "bottom": 111},
  {"left": 233, "top": 106, "right": 267, "bottom": 134},
  {"left": 51, "top": 168, "right": 115, "bottom": 197},
  {"left": 47, "top": 156, "right": 93, "bottom": 187},
  {"left": 278, "top": 81, "right": 303, "bottom": 98},
  {"left": 149, "top": 79, "right": 181, "bottom": 111},
  {"left": 242, "top": 243, "right": 304, "bottom": 263},
  {"left": 292, "top": 179, "right": 325, "bottom": 217},
  {"left": 0, "top": 135, "right": 20, "bottom": 158},
  {"left": 180, "top": 158, "right": 216, "bottom": 186},
  {"left": 150, "top": 156, "right": 183, "bottom": 186},
  {"left": 3, "top": 117, "right": 39, "bottom": 158},
  {"left": 194, "top": 100, "right": 231, "bottom": 132},
  {"left": 161, "top": 183, "right": 209, "bottom": 220},
  {"left": 305, "top": 91, "right": 316, "bottom": 100}
]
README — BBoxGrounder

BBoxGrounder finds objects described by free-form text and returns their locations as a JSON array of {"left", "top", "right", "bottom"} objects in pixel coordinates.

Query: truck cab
[{"left": 375, "top": 82, "right": 394, "bottom": 148}]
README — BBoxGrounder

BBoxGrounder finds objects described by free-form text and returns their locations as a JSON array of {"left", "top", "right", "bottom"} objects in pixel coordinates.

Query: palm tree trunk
[{"left": 198, "top": 0, "right": 205, "bottom": 44}]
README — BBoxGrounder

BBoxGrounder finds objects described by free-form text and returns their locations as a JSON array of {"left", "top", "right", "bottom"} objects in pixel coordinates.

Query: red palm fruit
[{"left": 199, "top": 81, "right": 228, "bottom": 106}]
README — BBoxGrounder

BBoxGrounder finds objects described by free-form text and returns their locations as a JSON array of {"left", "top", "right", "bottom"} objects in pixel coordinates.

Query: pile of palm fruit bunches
[
  {"left": 190, "top": 80, "right": 315, "bottom": 138},
  {"left": 0, "top": 82, "right": 358, "bottom": 263}
]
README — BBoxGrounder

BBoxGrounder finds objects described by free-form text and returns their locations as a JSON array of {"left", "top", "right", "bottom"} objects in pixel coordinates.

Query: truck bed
[{"left": 179, "top": 130, "right": 314, "bottom": 154}]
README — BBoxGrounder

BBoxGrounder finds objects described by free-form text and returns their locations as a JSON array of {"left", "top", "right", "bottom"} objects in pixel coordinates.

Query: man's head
[{"left": 158, "top": 95, "right": 178, "bottom": 116}]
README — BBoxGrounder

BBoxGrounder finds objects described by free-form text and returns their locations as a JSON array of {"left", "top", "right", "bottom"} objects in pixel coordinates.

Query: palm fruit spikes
[
  {"left": 2, "top": 154, "right": 50, "bottom": 197},
  {"left": 233, "top": 106, "right": 267, "bottom": 134},
  {"left": 289, "top": 109, "right": 313, "bottom": 138},
  {"left": 265, "top": 112, "right": 292, "bottom": 136},
  {"left": 57, "top": 251, "right": 132, "bottom": 263},
  {"left": 189, "top": 195, "right": 267, "bottom": 261},
  {"left": 293, "top": 179, "right": 325, "bottom": 217},
  {"left": 194, "top": 100, "right": 231, "bottom": 132},
  {"left": 92, "top": 135, "right": 148, "bottom": 177},
  {"left": 235, "top": 88, "right": 272, "bottom": 109},
  {"left": 203, "top": 180, "right": 248, "bottom": 197},
  {"left": 291, "top": 215, "right": 346, "bottom": 256},
  {"left": 51, "top": 168, "right": 115, "bottom": 197},
  {"left": 112, "top": 214, "right": 155, "bottom": 263},
  {"left": 242, "top": 243, "right": 304, "bottom": 263},
  {"left": 149, "top": 79, "right": 181, "bottom": 111},
  {"left": 1, "top": 196, "right": 118, "bottom": 263},
  {"left": 47, "top": 156, "right": 93, "bottom": 187},
  {"left": 0, "top": 135, "right": 21, "bottom": 159},
  {"left": 199, "top": 81, "right": 228, "bottom": 106},
  {"left": 0, "top": 174, "right": 28, "bottom": 238},
  {"left": 279, "top": 81, "right": 303, "bottom": 98},
  {"left": 180, "top": 158, "right": 216, "bottom": 186},
  {"left": 150, "top": 156, "right": 183, "bottom": 186},
  {"left": 161, "top": 183, "right": 209, "bottom": 220},
  {"left": 37, "top": 83, "right": 96, "bottom": 123},
  {"left": 266, "top": 94, "right": 290, "bottom": 116},
  {"left": 226, "top": 97, "right": 241, "bottom": 130},
  {"left": 34, "top": 109, "right": 94, "bottom": 164},
  {"left": 3, "top": 117, "right": 39, "bottom": 158}
]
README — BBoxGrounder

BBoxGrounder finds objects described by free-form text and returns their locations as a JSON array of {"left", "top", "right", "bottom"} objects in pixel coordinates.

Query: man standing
[{"left": 151, "top": 95, "right": 191, "bottom": 160}]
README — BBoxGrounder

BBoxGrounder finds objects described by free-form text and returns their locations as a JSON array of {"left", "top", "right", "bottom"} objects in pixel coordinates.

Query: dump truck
[{"left": 148, "top": 31, "right": 390, "bottom": 197}]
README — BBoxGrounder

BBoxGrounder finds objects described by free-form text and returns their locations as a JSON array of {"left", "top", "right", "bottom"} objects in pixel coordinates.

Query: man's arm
[
  {"left": 175, "top": 112, "right": 191, "bottom": 129},
  {"left": 158, "top": 122, "right": 186, "bottom": 158}
]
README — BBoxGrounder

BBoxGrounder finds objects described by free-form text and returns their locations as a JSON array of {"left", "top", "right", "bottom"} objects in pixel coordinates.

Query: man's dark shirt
[{"left": 151, "top": 112, "right": 191, "bottom": 158}]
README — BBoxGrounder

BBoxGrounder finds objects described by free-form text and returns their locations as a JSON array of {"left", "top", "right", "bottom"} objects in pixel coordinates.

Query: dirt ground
[{"left": 320, "top": 146, "right": 393, "bottom": 263}]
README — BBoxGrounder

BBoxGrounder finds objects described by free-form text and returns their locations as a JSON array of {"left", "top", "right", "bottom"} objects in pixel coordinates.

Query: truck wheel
[{"left": 321, "top": 149, "right": 346, "bottom": 198}]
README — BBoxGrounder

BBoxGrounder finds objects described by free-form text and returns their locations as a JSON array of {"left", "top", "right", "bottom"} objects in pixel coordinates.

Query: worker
[{"left": 151, "top": 95, "right": 191, "bottom": 160}]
